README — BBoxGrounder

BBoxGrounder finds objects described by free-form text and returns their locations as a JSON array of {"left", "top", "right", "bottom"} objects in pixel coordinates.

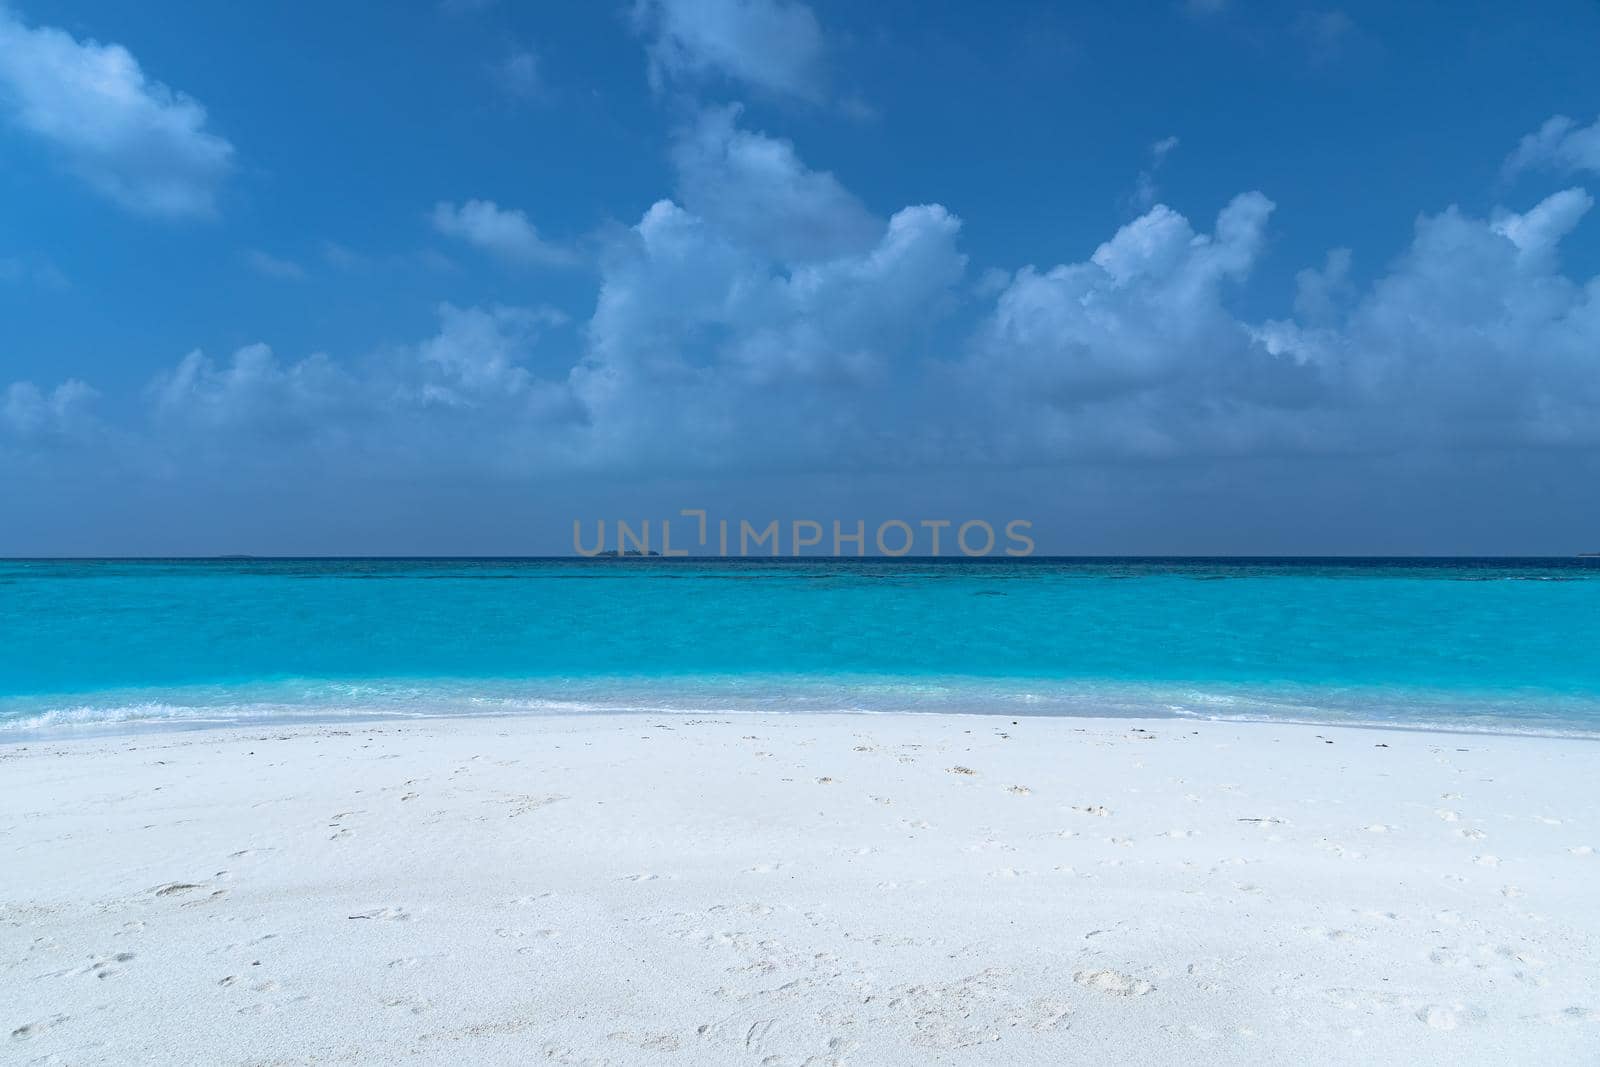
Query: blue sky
[{"left": 3, "top": 0, "right": 1600, "bottom": 555}]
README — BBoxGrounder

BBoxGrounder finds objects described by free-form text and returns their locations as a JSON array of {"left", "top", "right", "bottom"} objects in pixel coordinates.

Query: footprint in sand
[
  {"left": 183, "top": 889, "right": 229, "bottom": 908},
  {"left": 1416, "top": 1005, "right": 1458, "bottom": 1029},
  {"left": 383, "top": 997, "right": 430, "bottom": 1015},
  {"left": 502, "top": 793, "right": 567, "bottom": 818},
  {"left": 81, "top": 952, "right": 135, "bottom": 978},
  {"left": 11, "top": 1014, "right": 69, "bottom": 1040},
  {"left": 608, "top": 1030, "right": 683, "bottom": 1052},
  {"left": 965, "top": 838, "right": 1015, "bottom": 854},
  {"left": 1074, "top": 969, "right": 1153, "bottom": 996},
  {"left": 506, "top": 892, "right": 553, "bottom": 906},
  {"left": 388, "top": 953, "right": 454, "bottom": 972},
  {"left": 1416, "top": 1004, "right": 1481, "bottom": 1030}
]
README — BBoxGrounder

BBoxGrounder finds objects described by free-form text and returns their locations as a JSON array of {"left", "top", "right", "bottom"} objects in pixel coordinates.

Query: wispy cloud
[
  {"left": 0, "top": 252, "right": 68, "bottom": 288},
  {"left": 431, "top": 199, "right": 575, "bottom": 266},
  {"left": 632, "top": 0, "right": 827, "bottom": 103},
  {"left": 1130, "top": 135, "right": 1180, "bottom": 210},
  {"left": 1295, "top": 9, "right": 1357, "bottom": 65},
  {"left": 244, "top": 250, "right": 307, "bottom": 281},
  {"left": 1505, "top": 114, "right": 1600, "bottom": 178},
  {"left": 494, "top": 48, "right": 542, "bottom": 103}
]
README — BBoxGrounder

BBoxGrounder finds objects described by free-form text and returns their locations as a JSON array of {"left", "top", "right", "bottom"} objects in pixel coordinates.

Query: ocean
[{"left": 2, "top": 557, "right": 1599, "bottom": 736}]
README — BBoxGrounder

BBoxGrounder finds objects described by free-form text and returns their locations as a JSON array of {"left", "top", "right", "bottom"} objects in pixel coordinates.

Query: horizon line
[{"left": 2, "top": 554, "right": 1598, "bottom": 563}]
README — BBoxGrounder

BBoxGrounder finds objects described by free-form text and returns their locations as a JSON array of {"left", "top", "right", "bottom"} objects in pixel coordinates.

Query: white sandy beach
[{"left": 3, "top": 711, "right": 1598, "bottom": 1065}]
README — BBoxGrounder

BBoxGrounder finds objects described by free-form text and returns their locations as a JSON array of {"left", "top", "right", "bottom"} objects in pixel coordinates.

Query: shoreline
[
  {"left": 7, "top": 703, "right": 1600, "bottom": 746},
  {"left": 4, "top": 711, "right": 1598, "bottom": 1063}
]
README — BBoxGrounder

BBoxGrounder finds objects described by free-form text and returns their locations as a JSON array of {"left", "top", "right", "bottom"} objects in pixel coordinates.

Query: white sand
[{"left": 3, "top": 712, "right": 1598, "bottom": 1065}]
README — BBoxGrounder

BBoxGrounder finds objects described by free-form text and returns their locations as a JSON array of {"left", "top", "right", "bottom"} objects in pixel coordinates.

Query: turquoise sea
[{"left": 2, "top": 557, "right": 1599, "bottom": 736}]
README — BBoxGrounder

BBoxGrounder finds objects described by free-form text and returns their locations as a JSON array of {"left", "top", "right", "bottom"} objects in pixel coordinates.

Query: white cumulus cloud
[
  {"left": 0, "top": 8, "right": 233, "bottom": 218},
  {"left": 969, "top": 185, "right": 1600, "bottom": 464},
  {"left": 1262, "top": 188, "right": 1600, "bottom": 450},
  {"left": 418, "top": 302, "right": 569, "bottom": 406},
  {"left": 148, "top": 344, "right": 353, "bottom": 435},
  {"left": 13, "top": 109, "right": 1600, "bottom": 503},
  {"left": 976, "top": 193, "right": 1278, "bottom": 406},
  {"left": 573, "top": 191, "right": 966, "bottom": 469},
  {"left": 670, "top": 104, "right": 881, "bottom": 262}
]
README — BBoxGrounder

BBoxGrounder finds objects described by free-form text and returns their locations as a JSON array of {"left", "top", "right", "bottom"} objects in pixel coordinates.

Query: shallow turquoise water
[{"left": 2, "top": 558, "right": 1599, "bottom": 735}]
